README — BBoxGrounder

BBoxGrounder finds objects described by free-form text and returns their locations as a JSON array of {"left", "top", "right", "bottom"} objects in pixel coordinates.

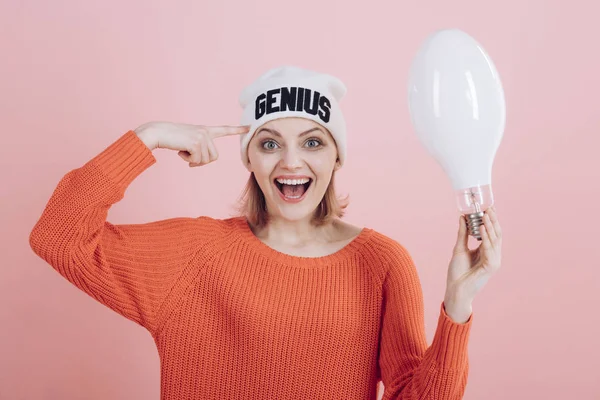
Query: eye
[
  {"left": 305, "top": 138, "right": 322, "bottom": 148},
  {"left": 262, "top": 140, "right": 279, "bottom": 150}
]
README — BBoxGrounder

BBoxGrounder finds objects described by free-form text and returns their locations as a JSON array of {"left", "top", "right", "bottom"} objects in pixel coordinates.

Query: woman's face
[{"left": 247, "top": 117, "right": 340, "bottom": 223}]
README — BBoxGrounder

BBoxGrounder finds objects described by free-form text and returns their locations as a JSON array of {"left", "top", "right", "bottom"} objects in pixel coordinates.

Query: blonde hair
[{"left": 236, "top": 172, "right": 349, "bottom": 228}]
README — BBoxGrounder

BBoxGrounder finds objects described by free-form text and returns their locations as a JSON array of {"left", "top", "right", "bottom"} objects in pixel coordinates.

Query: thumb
[
  {"left": 454, "top": 215, "right": 469, "bottom": 253},
  {"left": 178, "top": 150, "right": 192, "bottom": 162}
]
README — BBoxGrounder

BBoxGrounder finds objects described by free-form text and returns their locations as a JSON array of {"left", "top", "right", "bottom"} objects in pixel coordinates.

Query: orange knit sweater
[{"left": 29, "top": 130, "right": 473, "bottom": 400}]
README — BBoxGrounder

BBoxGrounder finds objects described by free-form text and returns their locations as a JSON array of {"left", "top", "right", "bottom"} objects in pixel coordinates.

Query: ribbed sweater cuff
[
  {"left": 89, "top": 130, "right": 156, "bottom": 188},
  {"left": 429, "top": 301, "right": 472, "bottom": 370}
]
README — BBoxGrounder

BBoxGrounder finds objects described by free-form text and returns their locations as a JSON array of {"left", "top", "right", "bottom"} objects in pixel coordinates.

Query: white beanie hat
[{"left": 238, "top": 66, "right": 347, "bottom": 168}]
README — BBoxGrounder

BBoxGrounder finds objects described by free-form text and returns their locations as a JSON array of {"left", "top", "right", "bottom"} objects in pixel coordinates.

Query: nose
[{"left": 280, "top": 147, "right": 302, "bottom": 170}]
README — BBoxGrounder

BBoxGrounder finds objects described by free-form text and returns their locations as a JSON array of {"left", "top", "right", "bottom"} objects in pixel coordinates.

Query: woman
[{"left": 29, "top": 66, "right": 502, "bottom": 399}]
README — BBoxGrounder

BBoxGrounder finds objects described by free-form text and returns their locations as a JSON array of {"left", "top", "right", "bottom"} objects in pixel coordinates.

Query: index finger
[{"left": 206, "top": 125, "right": 251, "bottom": 138}]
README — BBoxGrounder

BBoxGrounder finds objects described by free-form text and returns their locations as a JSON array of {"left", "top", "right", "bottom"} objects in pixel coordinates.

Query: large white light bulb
[{"left": 407, "top": 29, "right": 506, "bottom": 240}]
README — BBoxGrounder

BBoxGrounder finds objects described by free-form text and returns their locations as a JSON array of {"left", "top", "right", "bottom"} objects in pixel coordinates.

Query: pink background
[{"left": 1, "top": 0, "right": 599, "bottom": 399}]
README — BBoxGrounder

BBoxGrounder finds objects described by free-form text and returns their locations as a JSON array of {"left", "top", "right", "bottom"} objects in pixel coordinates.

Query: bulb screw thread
[{"left": 465, "top": 211, "right": 485, "bottom": 241}]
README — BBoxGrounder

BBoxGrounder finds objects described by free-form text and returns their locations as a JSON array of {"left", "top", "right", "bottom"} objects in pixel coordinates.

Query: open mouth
[{"left": 274, "top": 178, "right": 313, "bottom": 201}]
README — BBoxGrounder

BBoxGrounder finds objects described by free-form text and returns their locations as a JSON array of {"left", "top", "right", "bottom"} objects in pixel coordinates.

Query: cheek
[
  {"left": 248, "top": 151, "right": 278, "bottom": 178},
  {"left": 308, "top": 153, "right": 337, "bottom": 177}
]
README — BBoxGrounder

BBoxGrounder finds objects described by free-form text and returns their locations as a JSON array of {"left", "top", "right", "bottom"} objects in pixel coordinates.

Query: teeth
[{"left": 276, "top": 178, "right": 310, "bottom": 185}]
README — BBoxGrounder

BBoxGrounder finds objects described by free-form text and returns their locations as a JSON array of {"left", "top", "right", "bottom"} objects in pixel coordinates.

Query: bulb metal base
[{"left": 465, "top": 211, "right": 485, "bottom": 241}]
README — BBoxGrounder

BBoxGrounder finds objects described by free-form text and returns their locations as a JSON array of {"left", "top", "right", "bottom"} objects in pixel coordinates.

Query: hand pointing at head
[{"left": 134, "top": 121, "right": 250, "bottom": 167}]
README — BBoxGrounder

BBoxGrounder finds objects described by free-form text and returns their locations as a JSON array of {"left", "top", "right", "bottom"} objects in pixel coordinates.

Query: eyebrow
[{"left": 255, "top": 127, "right": 323, "bottom": 138}]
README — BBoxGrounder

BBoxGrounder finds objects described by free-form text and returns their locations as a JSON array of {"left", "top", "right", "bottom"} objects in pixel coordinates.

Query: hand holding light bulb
[
  {"left": 407, "top": 29, "right": 505, "bottom": 322},
  {"left": 444, "top": 205, "right": 502, "bottom": 323}
]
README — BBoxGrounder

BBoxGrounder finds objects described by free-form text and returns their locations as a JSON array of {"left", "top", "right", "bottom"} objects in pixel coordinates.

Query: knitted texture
[{"left": 29, "top": 130, "right": 473, "bottom": 400}]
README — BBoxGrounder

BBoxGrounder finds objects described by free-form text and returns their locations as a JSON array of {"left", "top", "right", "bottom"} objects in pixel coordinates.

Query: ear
[
  {"left": 245, "top": 159, "right": 253, "bottom": 173},
  {"left": 333, "top": 157, "right": 342, "bottom": 171}
]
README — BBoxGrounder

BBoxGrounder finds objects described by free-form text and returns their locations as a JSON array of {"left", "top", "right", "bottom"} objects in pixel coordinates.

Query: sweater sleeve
[
  {"left": 28, "top": 130, "right": 205, "bottom": 333},
  {"left": 378, "top": 242, "right": 472, "bottom": 400}
]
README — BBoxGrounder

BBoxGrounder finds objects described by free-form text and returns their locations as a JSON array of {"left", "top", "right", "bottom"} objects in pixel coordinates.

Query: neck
[{"left": 253, "top": 215, "right": 336, "bottom": 247}]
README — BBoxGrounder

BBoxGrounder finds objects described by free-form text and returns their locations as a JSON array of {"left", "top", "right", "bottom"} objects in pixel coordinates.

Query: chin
[{"left": 268, "top": 191, "right": 324, "bottom": 223}]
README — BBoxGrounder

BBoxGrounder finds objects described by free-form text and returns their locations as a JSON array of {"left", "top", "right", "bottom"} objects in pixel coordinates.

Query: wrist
[
  {"left": 134, "top": 124, "right": 157, "bottom": 150},
  {"left": 443, "top": 292, "right": 473, "bottom": 324}
]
